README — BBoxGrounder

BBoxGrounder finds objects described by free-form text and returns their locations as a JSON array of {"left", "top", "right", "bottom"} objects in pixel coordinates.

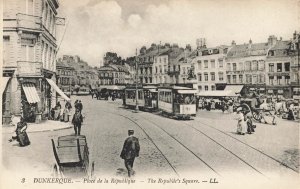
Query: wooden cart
[{"left": 51, "top": 135, "right": 94, "bottom": 178}]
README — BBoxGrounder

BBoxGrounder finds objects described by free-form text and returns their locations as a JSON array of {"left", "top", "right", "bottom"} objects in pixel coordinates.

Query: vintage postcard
[{"left": 1, "top": 0, "right": 300, "bottom": 188}]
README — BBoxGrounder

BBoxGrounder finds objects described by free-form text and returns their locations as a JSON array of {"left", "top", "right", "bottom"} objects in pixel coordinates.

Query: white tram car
[
  {"left": 124, "top": 86, "right": 158, "bottom": 111},
  {"left": 158, "top": 86, "right": 197, "bottom": 119}
]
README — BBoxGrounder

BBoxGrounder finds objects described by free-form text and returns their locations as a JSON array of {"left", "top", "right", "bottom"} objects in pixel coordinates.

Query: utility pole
[{"left": 134, "top": 48, "right": 139, "bottom": 112}]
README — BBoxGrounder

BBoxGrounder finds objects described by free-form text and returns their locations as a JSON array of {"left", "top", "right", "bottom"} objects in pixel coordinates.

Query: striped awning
[
  {"left": 1, "top": 77, "right": 11, "bottom": 95},
  {"left": 46, "top": 79, "right": 71, "bottom": 101},
  {"left": 22, "top": 83, "right": 40, "bottom": 103}
]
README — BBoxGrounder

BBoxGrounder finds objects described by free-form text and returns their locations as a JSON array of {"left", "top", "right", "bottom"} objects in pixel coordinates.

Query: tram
[
  {"left": 158, "top": 86, "right": 197, "bottom": 119},
  {"left": 124, "top": 86, "right": 158, "bottom": 111}
]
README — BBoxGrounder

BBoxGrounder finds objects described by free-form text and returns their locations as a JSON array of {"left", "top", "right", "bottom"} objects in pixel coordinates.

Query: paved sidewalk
[{"left": 2, "top": 120, "right": 73, "bottom": 134}]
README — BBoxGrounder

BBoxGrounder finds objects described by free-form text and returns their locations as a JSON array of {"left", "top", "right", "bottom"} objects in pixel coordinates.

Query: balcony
[
  {"left": 17, "top": 13, "right": 42, "bottom": 32},
  {"left": 167, "top": 70, "right": 180, "bottom": 76},
  {"left": 17, "top": 61, "right": 42, "bottom": 76}
]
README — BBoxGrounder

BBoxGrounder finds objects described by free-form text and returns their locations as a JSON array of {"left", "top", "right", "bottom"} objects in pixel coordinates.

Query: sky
[{"left": 56, "top": 0, "right": 299, "bottom": 67}]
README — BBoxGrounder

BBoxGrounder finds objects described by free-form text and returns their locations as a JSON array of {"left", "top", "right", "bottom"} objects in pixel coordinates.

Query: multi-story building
[
  {"left": 192, "top": 45, "right": 229, "bottom": 92},
  {"left": 56, "top": 60, "right": 75, "bottom": 94},
  {"left": 265, "top": 36, "right": 293, "bottom": 98},
  {"left": 2, "top": 0, "right": 65, "bottom": 123},
  {"left": 290, "top": 31, "right": 300, "bottom": 100},
  {"left": 98, "top": 64, "right": 129, "bottom": 85},
  {"left": 225, "top": 39, "right": 270, "bottom": 96}
]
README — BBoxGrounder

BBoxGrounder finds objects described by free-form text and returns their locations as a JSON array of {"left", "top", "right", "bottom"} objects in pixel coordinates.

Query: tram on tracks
[
  {"left": 158, "top": 86, "right": 197, "bottom": 119},
  {"left": 124, "top": 85, "right": 158, "bottom": 111}
]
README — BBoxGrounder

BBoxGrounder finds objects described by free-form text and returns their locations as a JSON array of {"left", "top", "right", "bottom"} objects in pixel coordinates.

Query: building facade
[
  {"left": 56, "top": 60, "right": 74, "bottom": 95},
  {"left": 192, "top": 45, "right": 228, "bottom": 92},
  {"left": 225, "top": 39, "right": 270, "bottom": 96},
  {"left": 3, "top": 0, "right": 61, "bottom": 123},
  {"left": 98, "top": 64, "right": 129, "bottom": 85}
]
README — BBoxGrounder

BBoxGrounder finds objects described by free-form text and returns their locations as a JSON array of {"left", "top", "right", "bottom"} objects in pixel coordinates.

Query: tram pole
[{"left": 134, "top": 48, "right": 139, "bottom": 113}]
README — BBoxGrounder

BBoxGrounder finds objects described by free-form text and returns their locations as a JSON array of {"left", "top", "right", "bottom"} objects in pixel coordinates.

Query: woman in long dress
[{"left": 236, "top": 108, "right": 246, "bottom": 135}]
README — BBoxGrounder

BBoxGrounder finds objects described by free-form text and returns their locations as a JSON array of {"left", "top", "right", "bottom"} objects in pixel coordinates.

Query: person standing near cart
[
  {"left": 71, "top": 109, "right": 83, "bottom": 135},
  {"left": 120, "top": 130, "right": 140, "bottom": 177}
]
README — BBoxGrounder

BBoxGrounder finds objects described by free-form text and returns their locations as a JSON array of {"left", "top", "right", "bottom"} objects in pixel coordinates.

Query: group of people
[
  {"left": 236, "top": 107, "right": 256, "bottom": 135},
  {"left": 49, "top": 101, "right": 72, "bottom": 122}
]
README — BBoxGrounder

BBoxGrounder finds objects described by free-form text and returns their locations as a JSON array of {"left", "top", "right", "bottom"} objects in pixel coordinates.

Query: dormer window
[{"left": 268, "top": 50, "right": 275, "bottom": 56}]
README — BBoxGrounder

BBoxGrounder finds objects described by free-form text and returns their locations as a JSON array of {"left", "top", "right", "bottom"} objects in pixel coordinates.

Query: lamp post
[{"left": 134, "top": 48, "right": 139, "bottom": 112}]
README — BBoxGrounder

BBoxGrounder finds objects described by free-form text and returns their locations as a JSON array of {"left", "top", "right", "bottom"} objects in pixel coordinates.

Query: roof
[{"left": 227, "top": 43, "right": 269, "bottom": 58}]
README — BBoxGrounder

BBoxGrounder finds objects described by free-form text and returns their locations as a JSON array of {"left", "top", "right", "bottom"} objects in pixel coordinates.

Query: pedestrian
[
  {"left": 71, "top": 109, "right": 83, "bottom": 135},
  {"left": 9, "top": 117, "right": 30, "bottom": 146},
  {"left": 236, "top": 108, "right": 246, "bottom": 135},
  {"left": 120, "top": 130, "right": 140, "bottom": 177}
]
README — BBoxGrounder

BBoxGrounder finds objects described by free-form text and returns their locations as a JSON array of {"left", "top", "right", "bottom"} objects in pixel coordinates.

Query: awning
[
  {"left": 177, "top": 90, "right": 198, "bottom": 94},
  {"left": 278, "top": 90, "right": 284, "bottom": 94},
  {"left": 268, "top": 90, "right": 273, "bottom": 94},
  {"left": 149, "top": 89, "right": 157, "bottom": 93},
  {"left": 46, "top": 79, "right": 71, "bottom": 101},
  {"left": 22, "top": 83, "right": 40, "bottom": 103},
  {"left": 1, "top": 77, "right": 10, "bottom": 95},
  {"left": 197, "top": 90, "right": 237, "bottom": 97},
  {"left": 224, "top": 85, "right": 244, "bottom": 94}
]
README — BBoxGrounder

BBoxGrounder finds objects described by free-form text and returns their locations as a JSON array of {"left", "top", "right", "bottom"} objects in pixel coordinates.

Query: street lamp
[{"left": 134, "top": 48, "right": 139, "bottom": 113}]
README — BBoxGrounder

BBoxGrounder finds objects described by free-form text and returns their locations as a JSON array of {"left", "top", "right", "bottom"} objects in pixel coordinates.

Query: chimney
[
  {"left": 185, "top": 44, "right": 192, "bottom": 52},
  {"left": 268, "top": 35, "right": 277, "bottom": 46}
]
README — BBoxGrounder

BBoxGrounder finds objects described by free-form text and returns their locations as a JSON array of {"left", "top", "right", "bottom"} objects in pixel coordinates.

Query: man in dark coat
[
  {"left": 120, "top": 130, "right": 140, "bottom": 177},
  {"left": 71, "top": 109, "right": 83, "bottom": 135}
]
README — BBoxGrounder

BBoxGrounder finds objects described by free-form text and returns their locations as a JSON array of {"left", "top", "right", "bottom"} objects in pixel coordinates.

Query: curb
[
  {"left": 2, "top": 126, "right": 73, "bottom": 134},
  {"left": 28, "top": 126, "right": 73, "bottom": 133}
]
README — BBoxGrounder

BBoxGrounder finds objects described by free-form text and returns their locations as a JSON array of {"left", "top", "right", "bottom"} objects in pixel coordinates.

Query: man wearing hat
[{"left": 120, "top": 130, "right": 140, "bottom": 177}]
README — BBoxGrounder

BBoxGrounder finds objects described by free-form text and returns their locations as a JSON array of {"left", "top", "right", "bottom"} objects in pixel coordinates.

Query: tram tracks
[
  {"left": 98, "top": 105, "right": 298, "bottom": 179},
  {"left": 189, "top": 117, "right": 299, "bottom": 173}
]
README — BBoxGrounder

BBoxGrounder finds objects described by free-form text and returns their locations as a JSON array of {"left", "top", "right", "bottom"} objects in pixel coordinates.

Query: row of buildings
[{"left": 97, "top": 33, "right": 299, "bottom": 100}]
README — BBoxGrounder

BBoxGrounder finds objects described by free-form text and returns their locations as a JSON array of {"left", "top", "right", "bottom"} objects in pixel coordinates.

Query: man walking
[
  {"left": 120, "top": 130, "right": 140, "bottom": 177},
  {"left": 71, "top": 109, "right": 83, "bottom": 135}
]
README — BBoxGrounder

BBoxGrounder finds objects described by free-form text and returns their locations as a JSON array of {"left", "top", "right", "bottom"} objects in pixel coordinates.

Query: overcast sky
[{"left": 56, "top": 0, "right": 299, "bottom": 67}]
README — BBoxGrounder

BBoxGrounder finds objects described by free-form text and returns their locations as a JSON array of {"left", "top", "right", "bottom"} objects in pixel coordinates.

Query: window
[
  {"left": 140, "top": 68, "right": 143, "bottom": 74},
  {"left": 211, "top": 85, "right": 215, "bottom": 91},
  {"left": 269, "top": 63, "right": 274, "bottom": 72},
  {"left": 3, "top": 36, "right": 10, "bottom": 64},
  {"left": 252, "top": 61, "right": 258, "bottom": 71},
  {"left": 258, "top": 74, "right": 265, "bottom": 83},
  {"left": 227, "top": 75, "right": 231, "bottom": 84},
  {"left": 218, "top": 72, "right": 224, "bottom": 81},
  {"left": 285, "top": 76, "right": 290, "bottom": 85},
  {"left": 284, "top": 62, "right": 290, "bottom": 72},
  {"left": 155, "top": 66, "right": 158, "bottom": 73},
  {"left": 239, "top": 62, "right": 243, "bottom": 71},
  {"left": 226, "top": 63, "right": 231, "bottom": 71},
  {"left": 277, "top": 76, "right": 282, "bottom": 85},
  {"left": 233, "top": 75, "right": 237, "bottom": 83},
  {"left": 205, "top": 85, "right": 208, "bottom": 91},
  {"left": 245, "top": 61, "right": 251, "bottom": 71},
  {"left": 246, "top": 74, "right": 252, "bottom": 83},
  {"left": 163, "top": 57, "right": 166, "bottom": 63},
  {"left": 183, "top": 67, "right": 186, "bottom": 74},
  {"left": 198, "top": 74, "right": 202, "bottom": 81},
  {"left": 252, "top": 75, "right": 257, "bottom": 84},
  {"left": 159, "top": 66, "right": 162, "bottom": 73},
  {"left": 239, "top": 75, "right": 243, "bottom": 83},
  {"left": 204, "top": 60, "right": 208, "bottom": 68},
  {"left": 163, "top": 65, "right": 167, "bottom": 73},
  {"left": 211, "top": 73, "right": 215, "bottom": 81},
  {"left": 232, "top": 63, "right": 237, "bottom": 71},
  {"left": 198, "top": 86, "right": 202, "bottom": 92},
  {"left": 219, "top": 59, "right": 223, "bottom": 68},
  {"left": 211, "top": 60, "right": 215, "bottom": 68},
  {"left": 198, "top": 60, "right": 202, "bottom": 70},
  {"left": 277, "top": 63, "right": 282, "bottom": 72},
  {"left": 204, "top": 73, "right": 208, "bottom": 81},
  {"left": 259, "top": 60, "right": 265, "bottom": 70},
  {"left": 269, "top": 76, "right": 274, "bottom": 85},
  {"left": 159, "top": 57, "right": 161, "bottom": 63},
  {"left": 149, "top": 77, "right": 152, "bottom": 83}
]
